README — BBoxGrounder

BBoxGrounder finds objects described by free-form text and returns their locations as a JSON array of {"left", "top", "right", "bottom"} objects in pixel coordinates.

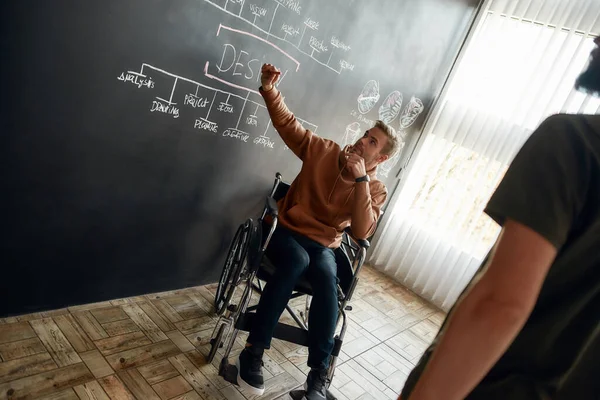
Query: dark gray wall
[{"left": 1, "top": 0, "right": 480, "bottom": 317}]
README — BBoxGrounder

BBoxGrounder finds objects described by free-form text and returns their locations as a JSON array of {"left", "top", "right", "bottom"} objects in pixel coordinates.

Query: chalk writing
[
  {"left": 350, "top": 110, "right": 374, "bottom": 126},
  {"left": 204, "top": 1, "right": 354, "bottom": 75},
  {"left": 309, "top": 36, "right": 328, "bottom": 53},
  {"left": 331, "top": 37, "right": 350, "bottom": 51},
  {"left": 275, "top": 0, "right": 301, "bottom": 14},
  {"left": 216, "top": 43, "right": 261, "bottom": 80},
  {"left": 340, "top": 60, "right": 355, "bottom": 71},
  {"left": 194, "top": 118, "right": 218, "bottom": 133},
  {"left": 304, "top": 18, "right": 319, "bottom": 30},
  {"left": 216, "top": 24, "right": 300, "bottom": 76},
  {"left": 223, "top": 128, "right": 250, "bottom": 142},
  {"left": 217, "top": 102, "right": 234, "bottom": 113},
  {"left": 246, "top": 115, "right": 258, "bottom": 126},
  {"left": 120, "top": 62, "right": 319, "bottom": 148},
  {"left": 254, "top": 135, "right": 275, "bottom": 148},
  {"left": 282, "top": 24, "right": 300, "bottom": 37},
  {"left": 185, "top": 94, "right": 210, "bottom": 108},
  {"left": 117, "top": 71, "right": 155, "bottom": 88},
  {"left": 151, "top": 100, "right": 179, "bottom": 118},
  {"left": 250, "top": 4, "right": 267, "bottom": 17}
]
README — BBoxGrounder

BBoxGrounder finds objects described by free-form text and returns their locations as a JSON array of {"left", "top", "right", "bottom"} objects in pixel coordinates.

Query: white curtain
[{"left": 369, "top": 0, "right": 600, "bottom": 311}]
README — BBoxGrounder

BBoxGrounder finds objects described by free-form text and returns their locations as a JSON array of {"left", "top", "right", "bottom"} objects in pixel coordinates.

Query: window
[{"left": 369, "top": 3, "right": 600, "bottom": 310}]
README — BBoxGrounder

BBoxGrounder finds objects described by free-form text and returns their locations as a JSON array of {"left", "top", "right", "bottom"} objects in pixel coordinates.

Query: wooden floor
[{"left": 0, "top": 265, "right": 445, "bottom": 400}]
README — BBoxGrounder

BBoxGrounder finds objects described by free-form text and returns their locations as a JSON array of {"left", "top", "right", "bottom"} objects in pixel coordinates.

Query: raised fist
[{"left": 261, "top": 63, "right": 280, "bottom": 91}]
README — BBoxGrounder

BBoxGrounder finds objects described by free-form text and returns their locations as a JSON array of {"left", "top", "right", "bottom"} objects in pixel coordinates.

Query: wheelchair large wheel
[{"left": 214, "top": 219, "right": 253, "bottom": 315}]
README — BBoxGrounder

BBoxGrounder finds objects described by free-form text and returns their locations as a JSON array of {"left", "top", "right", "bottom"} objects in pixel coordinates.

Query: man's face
[
  {"left": 348, "top": 127, "right": 390, "bottom": 167},
  {"left": 575, "top": 36, "right": 600, "bottom": 95}
]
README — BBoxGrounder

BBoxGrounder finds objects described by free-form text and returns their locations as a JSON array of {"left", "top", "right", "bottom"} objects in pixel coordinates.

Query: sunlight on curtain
[{"left": 370, "top": 0, "right": 600, "bottom": 311}]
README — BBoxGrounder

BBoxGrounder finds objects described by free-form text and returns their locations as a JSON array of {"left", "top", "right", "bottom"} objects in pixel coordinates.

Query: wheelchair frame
[{"left": 208, "top": 172, "right": 372, "bottom": 399}]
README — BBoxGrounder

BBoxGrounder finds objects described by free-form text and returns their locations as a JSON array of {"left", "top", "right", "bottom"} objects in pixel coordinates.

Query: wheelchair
[{"left": 208, "top": 172, "right": 372, "bottom": 400}]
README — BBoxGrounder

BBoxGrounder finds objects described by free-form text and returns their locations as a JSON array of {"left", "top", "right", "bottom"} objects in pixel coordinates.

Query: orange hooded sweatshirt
[{"left": 260, "top": 86, "right": 387, "bottom": 248}]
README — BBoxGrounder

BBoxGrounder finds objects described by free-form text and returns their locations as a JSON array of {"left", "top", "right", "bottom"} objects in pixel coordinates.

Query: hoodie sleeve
[
  {"left": 351, "top": 180, "right": 387, "bottom": 240},
  {"left": 260, "top": 86, "right": 327, "bottom": 161}
]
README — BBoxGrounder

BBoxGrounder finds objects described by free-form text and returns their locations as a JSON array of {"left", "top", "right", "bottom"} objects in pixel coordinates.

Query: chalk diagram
[
  {"left": 378, "top": 96, "right": 424, "bottom": 178},
  {"left": 116, "top": 0, "right": 362, "bottom": 150},
  {"left": 357, "top": 80, "right": 380, "bottom": 114},
  {"left": 203, "top": 0, "right": 355, "bottom": 75},
  {"left": 348, "top": 81, "right": 425, "bottom": 178},
  {"left": 117, "top": 62, "right": 318, "bottom": 150},
  {"left": 378, "top": 144, "right": 405, "bottom": 178},
  {"left": 378, "top": 90, "right": 403, "bottom": 124},
  {"left": 341, "top": 121, "right": 362, "bottom": 148},
  {"left": 116, "top": 18, "right": 330, "bottom": 149},
  {"left": 399, "top": 96, "right": 424, "bottom": 130}
]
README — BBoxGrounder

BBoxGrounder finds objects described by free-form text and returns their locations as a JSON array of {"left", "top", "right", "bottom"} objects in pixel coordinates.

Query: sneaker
[
  {"left": 303, "top": 368, "right": 329, "bottom": 400},
  {"left": 236, "top": 347, "right": 265, "bottom": 395}
]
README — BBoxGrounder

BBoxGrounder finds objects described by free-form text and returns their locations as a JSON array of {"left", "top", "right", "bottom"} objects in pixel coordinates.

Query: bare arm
[
  {"left": 400, "top": 115, "right": 589, "bottom": 399},
  {"left": 403, "top": 219, "right": 557, "bottom": 400}
]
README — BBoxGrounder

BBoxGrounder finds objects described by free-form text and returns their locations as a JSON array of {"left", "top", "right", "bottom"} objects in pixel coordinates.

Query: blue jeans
[{"left": 247, "top": 226, "right": 339, "bottom": 370}]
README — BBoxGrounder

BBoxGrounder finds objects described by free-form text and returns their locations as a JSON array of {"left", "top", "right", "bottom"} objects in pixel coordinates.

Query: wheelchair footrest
[
  {"left": 218, "top": 360, "right": 239, "bottom": 385},
  {"left": 236, "top": 312, "right": 310, "bottom": 347}
]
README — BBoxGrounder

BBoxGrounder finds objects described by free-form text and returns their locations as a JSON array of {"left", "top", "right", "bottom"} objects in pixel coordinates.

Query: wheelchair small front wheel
[
  {"left": 207, "top": 323, "right": 226, "bottom": 363},
  {"left": 214, "top": 219, "right": 252, "bottom": 315}
]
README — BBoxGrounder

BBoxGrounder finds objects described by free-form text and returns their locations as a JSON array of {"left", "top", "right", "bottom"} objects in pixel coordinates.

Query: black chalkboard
[{"left": 1, "top": 0, "right": 479, "bottom": 316}]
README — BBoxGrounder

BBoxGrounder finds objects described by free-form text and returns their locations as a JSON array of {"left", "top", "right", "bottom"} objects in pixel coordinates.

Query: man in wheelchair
[{"left": 236, "top": 63, "right": 402, "bottom": 399}]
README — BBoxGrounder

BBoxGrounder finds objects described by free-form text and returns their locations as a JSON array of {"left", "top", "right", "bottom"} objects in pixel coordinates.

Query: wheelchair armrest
[
  {"left": 266, "top": 196, "right": 278, "bottom": 217},
  {"left": 344, "top": 228, "right": 370, "bottom": 249}
]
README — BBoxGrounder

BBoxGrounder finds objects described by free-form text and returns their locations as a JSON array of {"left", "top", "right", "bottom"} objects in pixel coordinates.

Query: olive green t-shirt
[{"left": 400, "top": 113, "right": 600, "bottom": 399}]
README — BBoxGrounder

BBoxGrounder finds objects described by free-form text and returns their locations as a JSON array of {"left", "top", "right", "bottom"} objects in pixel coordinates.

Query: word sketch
[
  {"left": 346, "top": 80, "right": 425, "bottom": 178},
  {"left": 116, "top": 62, "right": 317, "bottom": 150},
  {"left": 204, "top": 0, "right": 354, "bottom": 74}
]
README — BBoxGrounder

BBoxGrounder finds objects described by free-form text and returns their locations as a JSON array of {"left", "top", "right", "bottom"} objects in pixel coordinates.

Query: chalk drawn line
[
  {"left": 204, "top": 61, "right": 261, "bottom": 95},
  {"left": 204, "top": 0, "right": 345, "bottom": 75},
  {"left": 140, "top": 63, "right": 264, "bottom": 107},
  {"left": 217, "top": 24, "right": 300, "bottom": 72},
  {"left": 134, "top": 62, "right": 318, "bottom": 138}
]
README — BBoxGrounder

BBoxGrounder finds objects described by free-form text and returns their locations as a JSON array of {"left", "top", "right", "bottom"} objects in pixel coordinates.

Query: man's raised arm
[{"left": 260, "top": 63, "right": 324, "bottom": 160}]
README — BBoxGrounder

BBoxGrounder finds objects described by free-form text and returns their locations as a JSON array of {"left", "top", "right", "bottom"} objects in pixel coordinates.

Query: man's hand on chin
[{"left": 345, "top": 153, "right": 367, "bottom": 179}]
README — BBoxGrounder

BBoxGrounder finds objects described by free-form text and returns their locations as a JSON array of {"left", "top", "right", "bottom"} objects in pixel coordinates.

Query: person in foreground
[
  {"left": 399, "top": 37, "right": 600, "bottom": 400},
  {"left": 236, "top": 63, "right": 401, "bottom": 399}
]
